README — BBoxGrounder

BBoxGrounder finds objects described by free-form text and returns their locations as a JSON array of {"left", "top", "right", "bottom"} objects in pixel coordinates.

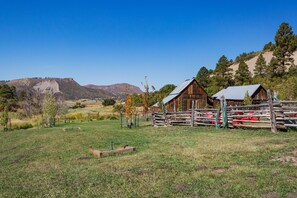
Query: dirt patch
[
  {"left": 286, "top": 193, "right": 297, "bottom": 198},
  {"left": 272, "top": 171, "right": 281, "bottom": 176},
  {"left": 138, "top": 170, "right": 152, "bottom": 175},
  {"left": 78, "top": 156, "right": 92, "bottom": 160},
  {"left": 247, "top": 176, "right": 256, "bottom": 184},
  {"left": 209, "top": 196, "right": 222, "bottom": 198},
  {"left": 262, "top": 192, "right": 279, "bottom": 198},
  {"left": 256, "top": 139, "right": 289, "bottom": 146},
  {"left": 272, "top": 149, "right": 297, "bottom": 166},
  {"left": 195, "top": 165, "right": 208, "bottom": 171},
  {"left": 175, "top": 183, "right": 186, "bottom": 191},
  {"left": 11, "top": 155, "right": 27, "bottom": 164},
  {"left": 271, "top": 139, "right": 289, "bottom": 145},
  {"left": 191, "top": 195, "right": 201, "bottom": 198}
]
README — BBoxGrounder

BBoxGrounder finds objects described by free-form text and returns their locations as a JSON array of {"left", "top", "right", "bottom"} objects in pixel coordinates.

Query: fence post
[
  {"left": 120, "top": 112, "right": 123, "bottom": 129},
  {"left": 268, "top": 90, "right": 277, "bottom": 132},
  {"left": 191, "top": 100, "right": 195, "bottom": 127},
  {"left": 220, "top": 96, "right": 225, "bottom": 126}
]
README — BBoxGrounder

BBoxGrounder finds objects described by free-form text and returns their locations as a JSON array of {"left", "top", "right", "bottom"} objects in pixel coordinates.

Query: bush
[
  {"left": 72, "top": 102, "right": 86, "bottom": 109},
  {"left": 102, "top": 98, "right": 116, "bottom": 106},
  {"left": 109, "top": 116, "right": 118, "bottom": 120},
  {"left": 113, "top": 104, "right": 125, "bottom": 113},
  {"left": 19, "top": 123, "right": 33, "bottom": 130},
  {"left": 13, "top": 123, "right": 33, "bottom": 130},
  {"left": 98, "top": 116, "right": 105, "bottom": 120}
]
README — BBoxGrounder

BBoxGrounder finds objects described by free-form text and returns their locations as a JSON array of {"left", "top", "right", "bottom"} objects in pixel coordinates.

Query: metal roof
[
  {"left": 170, "top": 79, "right": 193, "bottom": 95},
  {"left": 212, "top": 84, "right": 262, "bottom": 100},
  {"left": 152, "top": 79, "right": 194, "bottom": 107}
]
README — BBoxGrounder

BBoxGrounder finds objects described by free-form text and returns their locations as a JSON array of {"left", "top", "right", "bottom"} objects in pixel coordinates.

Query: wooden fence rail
[{"left": 152, "top": 99, "right": 297, "bottom": 132}]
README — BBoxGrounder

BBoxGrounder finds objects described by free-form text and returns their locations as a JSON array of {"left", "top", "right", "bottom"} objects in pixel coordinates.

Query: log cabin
[
  {"left": 212, "top": 84, "right": 267, "bottom": 106},
  {"left": 152, "top": 78, "right": 211, "bottom": 112}
]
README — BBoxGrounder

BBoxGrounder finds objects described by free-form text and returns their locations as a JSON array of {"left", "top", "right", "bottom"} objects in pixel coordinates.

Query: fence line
[{"left": 152, "top": 99, "right": 297, "bottom": 132}]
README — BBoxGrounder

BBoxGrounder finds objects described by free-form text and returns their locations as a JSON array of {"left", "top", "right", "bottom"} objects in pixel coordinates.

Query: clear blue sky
[{"left": 1, "top": 0, "right": 297, "bottom": 90}]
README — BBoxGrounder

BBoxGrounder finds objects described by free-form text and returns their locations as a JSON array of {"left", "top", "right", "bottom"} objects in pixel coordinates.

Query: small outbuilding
[
  {"left": 152, "top": 78, "right": 211, "bottom": 112},
  {"left": 212, "top": 84, "right": 267, "bottom": 106}
]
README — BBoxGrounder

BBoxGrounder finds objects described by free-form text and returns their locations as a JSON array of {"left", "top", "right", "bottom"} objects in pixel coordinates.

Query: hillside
[
  {"left": 2, "top": 78, "right": 143, "bottom": 100},
  {"left": 84, "top": 83, "right": 143, "bottom": 97},
  {"left": 230, "top": 51, "right": 297, "bottom": 76},
  {"left": 2, "top": 78, "right": 114, "bottom": 100}
]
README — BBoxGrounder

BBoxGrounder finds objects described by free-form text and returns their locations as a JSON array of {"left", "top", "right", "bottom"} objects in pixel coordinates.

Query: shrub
[
  {"left": 98, "top": 116, "right": 105, "bottom": 120},
  {"left": 72, "top": 102, "right": 86, "bottom": 109},
  {"left": 113, "top": 104, "right": 125, "bottom": 113},
  {"left": 19, "top": 123, "right": 33, "bottom": 130},
  {"left": 13, "top": 123, "right": 33, "bottom": 130},
  {"left": 102, "top": 98, "right": 116, "bottom": 106},
  {"left": 109, "top": 116, "right": 118, "bottom": 120}
]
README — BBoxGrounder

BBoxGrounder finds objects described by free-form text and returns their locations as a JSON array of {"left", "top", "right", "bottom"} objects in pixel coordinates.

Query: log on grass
[{"left": 88, "top": 146, "right": 136, "bottom": 158}]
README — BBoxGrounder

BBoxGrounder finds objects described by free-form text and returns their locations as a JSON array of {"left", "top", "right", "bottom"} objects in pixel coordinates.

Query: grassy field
[{"left": 0, "top": 121, "right": 297, "bottom": 198}]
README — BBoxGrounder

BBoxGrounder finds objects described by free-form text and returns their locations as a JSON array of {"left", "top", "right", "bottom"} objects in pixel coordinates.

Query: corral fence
[{"left": 152, "top": 93, "right": 297, "bottom": 132}]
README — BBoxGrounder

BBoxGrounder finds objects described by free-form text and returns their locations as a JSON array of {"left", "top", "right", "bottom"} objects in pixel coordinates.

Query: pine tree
[
  {"left": 234, "top": 60, "right": 252, "bottom": 85},
  {"left": 213, "top": 55, "right": 233, "bottom": 89},
  {"left": 195, "top": 66, "right": 210, "bottom": 89},
  {"left": 254, "top": 53, "right": 267, "bottom": 78},
  {"left": 266, "top": 57, "right": 279, "bottom": 79},
  {"left": 0, "top": 85, "right": 17, "bottom": 130},
  {"left": 273, "top": 22, "right": 297, "bottom": 76}
]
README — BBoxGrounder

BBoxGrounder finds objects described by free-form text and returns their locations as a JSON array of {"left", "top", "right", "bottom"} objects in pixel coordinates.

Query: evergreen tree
[
  {"left": 288, "top": 64, "right": 297, "bottom": 76},
  {"left": 273, "top": 22, "right": 297, "bottom": 76},
  {"left": 158, "top": 84, "right": 176, "bottom": 97},
  {"left": 0, "top": 85, "right": 17, "bottom": 110},
  {"left": 263, "top": 42, "right": 275, "bottom": 51},
  {"left": 213, "top": 55, "right": 233, "bottom": 89},
  {"left": 254, "top": 53, "right": 267, "bottom": 78},
  {"left": 266, "top": 57, "right": 279, "bottom": 79},
  {"left": 0, "top": 85, "right": 17, "bottom": 130},
  {"left": 234, "top": 60, "right": 252, "bottom": 85},
  {"left": 195, "top": 66, "right": 210, "bottom": 89}
]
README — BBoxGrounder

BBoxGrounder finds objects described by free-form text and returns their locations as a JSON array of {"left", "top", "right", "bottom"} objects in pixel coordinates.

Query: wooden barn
[
  {"left": 212, "top": 84, "right": 267, "bottom": 106},
  {"left": 152, "top": 78, "right": 210, "bottom": 112}
]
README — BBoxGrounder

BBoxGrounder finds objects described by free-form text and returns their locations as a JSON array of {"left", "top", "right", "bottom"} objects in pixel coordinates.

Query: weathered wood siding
[
  {"left": 252, "top": 86, "right": 268, "bottom": 102},
  {"left": 166, "top": 80, "right": 208, "bottom": 112}
]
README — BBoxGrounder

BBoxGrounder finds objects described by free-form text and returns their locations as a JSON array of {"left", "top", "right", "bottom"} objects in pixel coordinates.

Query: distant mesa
[
  {"left": 1, "top": 77, "right": 142, "bottom": 100},
  {"left": 33, "top": 80, "right": 60, "bottom": 94}
]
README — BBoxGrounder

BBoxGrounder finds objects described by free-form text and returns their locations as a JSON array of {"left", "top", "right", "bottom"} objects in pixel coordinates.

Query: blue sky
[{"left": 0, "top": 0, "right": 297, "bottom": 90}]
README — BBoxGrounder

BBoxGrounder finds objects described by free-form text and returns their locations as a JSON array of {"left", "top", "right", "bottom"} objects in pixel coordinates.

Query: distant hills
[
  {"left": 84, "top": 83, "right": 142, "bottom": 98},
  {"left": 230, "top": 51, "right": 297, "bottom": 76},
  {"left": 0, "top": 78, "right": 142, "bottom": 100}
]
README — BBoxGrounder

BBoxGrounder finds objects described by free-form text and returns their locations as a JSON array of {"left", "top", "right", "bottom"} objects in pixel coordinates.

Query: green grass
[{"left": 1, "top": 121, "right": 297, "bottom": 198}]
